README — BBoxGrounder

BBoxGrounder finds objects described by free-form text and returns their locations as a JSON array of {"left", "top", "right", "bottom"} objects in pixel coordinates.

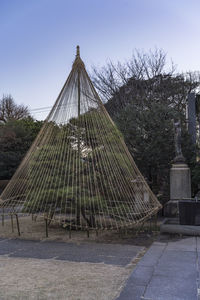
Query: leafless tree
[
  {"left": 91, "top": 48, "right": 175, "bottom": 101},
  {"left": 91, "top": 48, "right": 200, "bottom": 115},
  {"left": 0, "top": 95, "right": 30, "bottom": 123}
]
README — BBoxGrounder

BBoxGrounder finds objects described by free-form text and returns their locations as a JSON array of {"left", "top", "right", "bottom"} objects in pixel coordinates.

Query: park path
[
  {"left": 117, "top": 236, "right": 200, "bottom": 300},
  {"left": 0, "top": 238, "right": 142, "bottom": 266}
]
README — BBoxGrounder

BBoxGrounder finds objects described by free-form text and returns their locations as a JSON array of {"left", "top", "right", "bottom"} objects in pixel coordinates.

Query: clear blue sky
[{"left": 1, "top": 0, "right": 200, "bottom": 120}]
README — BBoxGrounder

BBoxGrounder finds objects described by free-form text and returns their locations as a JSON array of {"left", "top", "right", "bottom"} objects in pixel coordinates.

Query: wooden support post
[
  {"left": 2, "top": 207, "right": 4, "bottom": 226},
  {"left": 136, "top": 222, "right": 144, "bottom": 236},
  {"left": 76, "top": 60, "right": 81, "bottom": 227},
  {"left": 16, "top": 214, "right": 20, "bottom": 236},
  {"left": 132, "top": 226, "right": 136, "bottom": 236},
  {"left": 149, "top": 218, "right": 152, "bottom": 232},
  {"left": 87, "top": 229, "right": 89, "bottom": 238},
  {"left": 154, "top": 213, "right": 158, "bottom": 231},
  {"left": 124, "top": 228, "right": 127, "bottom": 236},
  {"left": 11, "top": 215, "right": 14, "bottom": 233},
  {"left": 95, "top": 229, "right": 98, "bottom": 237},
  {"left": 69, "top": 228, "right": 71, "bottom": 239},
  {"left": 45, "top": 218, "right": 48, "bottom": 238}
]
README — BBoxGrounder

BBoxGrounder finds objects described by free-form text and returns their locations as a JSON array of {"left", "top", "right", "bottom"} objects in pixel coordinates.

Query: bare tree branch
[{"left": 0, "top": 95, "right": 30, "bottom": 123}]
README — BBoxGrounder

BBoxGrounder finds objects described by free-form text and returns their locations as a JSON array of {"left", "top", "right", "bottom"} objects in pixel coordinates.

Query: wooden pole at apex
[{"left": 76, "top": 45, "right": 80, "bottom": 58}]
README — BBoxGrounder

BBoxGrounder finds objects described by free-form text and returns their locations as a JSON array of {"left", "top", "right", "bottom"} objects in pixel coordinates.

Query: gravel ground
[{"left": 0, "top": 256, "right": 133, "bottom": 300}]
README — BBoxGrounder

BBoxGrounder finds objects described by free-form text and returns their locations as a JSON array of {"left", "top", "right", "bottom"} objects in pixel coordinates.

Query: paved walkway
[
  {"left": 117, "top": 237, "right": 200, "bottom": 300},
  {"left": 0, "top": 238, "right": 142, "bottom": 266}
]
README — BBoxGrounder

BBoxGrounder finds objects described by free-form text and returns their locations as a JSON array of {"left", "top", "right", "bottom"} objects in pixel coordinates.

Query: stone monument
[
  {"left": 170, "top": 120, "right": 191, "bottom": 202},
  {"left": 161, "top": 116, "right": 199, "bottom": 233}
]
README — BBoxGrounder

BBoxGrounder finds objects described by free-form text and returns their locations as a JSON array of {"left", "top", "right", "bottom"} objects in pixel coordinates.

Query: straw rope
[{"left": 0, "top": 46, "right": 162, "bottom": 230}]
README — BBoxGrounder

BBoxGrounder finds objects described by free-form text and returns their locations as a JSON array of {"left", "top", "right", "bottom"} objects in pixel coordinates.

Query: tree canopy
[
  {"left": 0, "top": 117, "right": 43, "bottom": 180},
  {"left": 92, "top": 49, "right": 200, "bottom": 200}
]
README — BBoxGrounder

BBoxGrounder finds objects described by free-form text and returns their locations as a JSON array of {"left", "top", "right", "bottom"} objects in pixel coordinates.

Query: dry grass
[{"left": 0, "top": 256, "right": 132, "bottom": 300}]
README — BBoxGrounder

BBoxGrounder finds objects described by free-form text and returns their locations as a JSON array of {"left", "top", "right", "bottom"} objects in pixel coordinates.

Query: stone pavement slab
[
  {"left": 196, "top": 237, "right": 200, "bottom": 251},
  {"left": 167, "top": 236, "right": 196, "bottom": 251},
  {"left": 137, "top": 242, "right": 165, "bottom": 267},
  {"left": 144, "top": 273, "right": 197, "bottom": 300},
  {"left": 117, "top": 237, "right": 199, "bottom": 300}
]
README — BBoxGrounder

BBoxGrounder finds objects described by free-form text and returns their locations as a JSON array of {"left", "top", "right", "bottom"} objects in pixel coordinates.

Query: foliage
[{"left": 0, "top": 118, "right": 43, "bottom": 180}]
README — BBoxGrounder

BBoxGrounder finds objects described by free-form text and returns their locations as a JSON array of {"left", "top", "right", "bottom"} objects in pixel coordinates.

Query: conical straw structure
[{"left": 0, "top": 47, "right": 162, "bottom": 230}]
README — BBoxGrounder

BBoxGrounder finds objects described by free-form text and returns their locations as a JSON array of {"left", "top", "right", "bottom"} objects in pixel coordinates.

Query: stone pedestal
[
  {"left": 170, "top": 162, "right": 191, "bottom": 201},
  {"left": 165, "top": 161, "right": 191, "bottom": 217}
]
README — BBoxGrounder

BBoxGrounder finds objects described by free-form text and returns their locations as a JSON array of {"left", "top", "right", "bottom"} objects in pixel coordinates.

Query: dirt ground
[
  {"left": 0, "top": 255, "right": 137, "bottom": 300},
  {"left": 0, "top": 215, "right": 160, "bottom": 247}
]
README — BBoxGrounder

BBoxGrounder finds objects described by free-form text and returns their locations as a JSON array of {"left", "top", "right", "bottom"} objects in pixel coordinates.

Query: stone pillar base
[
  {"left": 165, "top": 162, "right": 191, "bottom": 217},
  {"left": 170, "top": 162, "right": 191, "bottom": 201}
]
